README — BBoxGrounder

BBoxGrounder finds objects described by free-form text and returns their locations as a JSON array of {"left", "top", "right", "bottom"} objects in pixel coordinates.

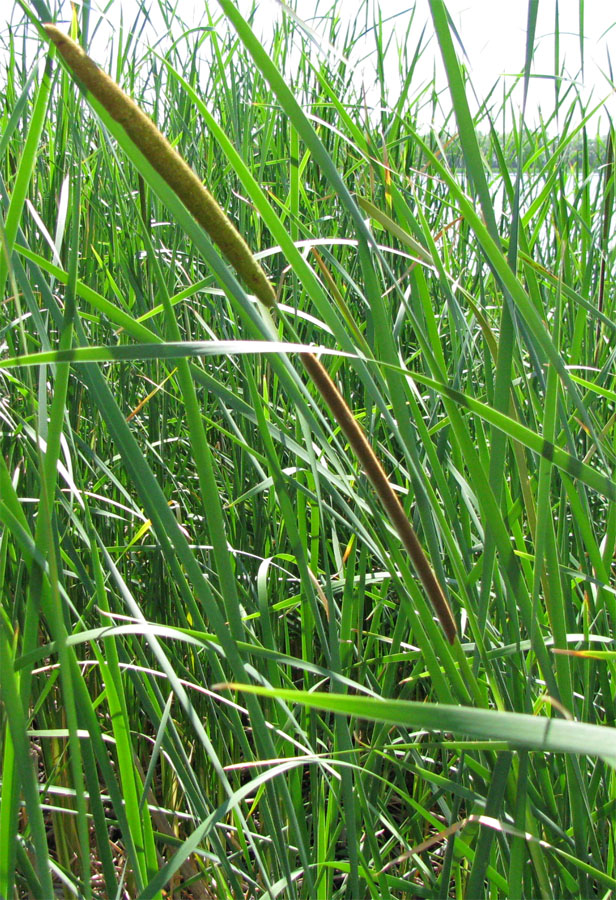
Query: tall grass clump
[{"left": 1, "top": 0, "right": 615, "bottom": 897}]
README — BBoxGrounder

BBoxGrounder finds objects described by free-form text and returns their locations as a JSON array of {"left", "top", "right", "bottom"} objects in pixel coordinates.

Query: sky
[
  {"left": 19, "top": 0, "right": 616, "bottom": 132},
  {"left": 238, "top": 0, "right": 616, "bottom": 132},
  {"left": 420, "top": 0, "right": 615, "bottom": 130}
]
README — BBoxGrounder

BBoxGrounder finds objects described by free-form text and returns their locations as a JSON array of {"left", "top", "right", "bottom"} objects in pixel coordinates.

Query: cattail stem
[
  {"left": 300, "top": 352, "right": 457, "bottom": 643},
  {"left": 44, "top": 24, "right": 456, "bottom": 644}
]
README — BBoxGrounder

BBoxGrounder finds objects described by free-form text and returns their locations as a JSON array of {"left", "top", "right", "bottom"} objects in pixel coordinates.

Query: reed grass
[{"left": 1, "top": 1, "right": 616, "bottom": 897}]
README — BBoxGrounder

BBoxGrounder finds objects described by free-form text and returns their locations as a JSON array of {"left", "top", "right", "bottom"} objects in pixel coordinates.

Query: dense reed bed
[{"left": 1, "top": 0, "right": 615, "bottom": 896}]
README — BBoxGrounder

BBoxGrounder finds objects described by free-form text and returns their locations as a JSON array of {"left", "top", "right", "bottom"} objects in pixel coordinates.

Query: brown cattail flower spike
[
  {"left": 44, "top": 25, "right": 457, "bottom": 644},
  {"left": 44, "top": 24, "right": 277, "bottom": 309}
]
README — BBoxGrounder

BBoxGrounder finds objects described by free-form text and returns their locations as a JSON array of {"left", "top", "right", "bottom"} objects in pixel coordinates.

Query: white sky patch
[
  {"left": 17, "top": 0, "right": 615, "bottom": 132},
  {"left": 254, "top": 0, "right": 615, "bottom": 131}
]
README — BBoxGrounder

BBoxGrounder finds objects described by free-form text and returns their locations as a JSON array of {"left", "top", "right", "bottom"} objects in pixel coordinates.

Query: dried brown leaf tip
[{"left": 44, "top": 24, "right": 276, "bottom": 309}]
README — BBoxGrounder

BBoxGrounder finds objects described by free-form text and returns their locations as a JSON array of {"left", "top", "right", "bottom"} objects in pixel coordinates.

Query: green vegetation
[
  {"left": 1, "top": 0, "right": 615, "bottom": 897},
  {"left": 441, "top": 130, "right": 612, "bottom": 172}
]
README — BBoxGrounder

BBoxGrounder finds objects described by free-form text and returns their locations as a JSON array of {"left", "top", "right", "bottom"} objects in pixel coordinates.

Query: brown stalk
[
  {"left": 44, "top": 25, "right": 457, "bottom": 644},
  {"left": 300, "top": 353, "right": 457, "bottom": 643}
]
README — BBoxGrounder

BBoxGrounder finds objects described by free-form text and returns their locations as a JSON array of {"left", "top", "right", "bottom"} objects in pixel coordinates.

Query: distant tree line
[{"left": 433, "top": 130, "right": 613, "bottom": 173}]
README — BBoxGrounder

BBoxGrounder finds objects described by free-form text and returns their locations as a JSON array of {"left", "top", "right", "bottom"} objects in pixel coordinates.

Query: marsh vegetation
[{"left": 1, "top": 1, "right": 616, "bottom": 897}]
